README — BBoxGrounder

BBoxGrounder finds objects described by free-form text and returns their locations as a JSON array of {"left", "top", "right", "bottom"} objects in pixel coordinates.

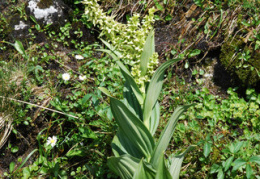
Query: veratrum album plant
[{"left": 99, "top": 30, "right": 195, "bottom": 179}]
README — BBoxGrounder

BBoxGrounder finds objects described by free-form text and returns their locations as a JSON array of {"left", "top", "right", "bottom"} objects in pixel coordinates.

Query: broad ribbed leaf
[
  {"left": 107, "top": 154, "right": 140, "bottom": 179},
  {"left": 116, "top": 61, "right": 144, "bottom": 105},
  {"left": 150, "top": 104, "right": 194, "bottom": 168},
  {"left": 110, "top": 98, "right": 154, "bottom": 158},
  {"left": 112, "top": 129, "right": 144, "bottom": 159},
  {"left": 168, "top": 145, "right": 195, "bottom": 179},
  {"left": 140, "top": 30, "right": 155, "bottom": 76},
  {"left": 143, "top": 58, "right": 182, "bottom": 130},
  {"left": 123, "top": 82, "right": 143, "bottom": 120},
  {"left": 133, "top": 159, "right": 156, "bottom": 179},
  {"left": 150, "top": 101, "right": 160, "bottom": 136},
  {"left": 155, "top": 153, "right": 172, "bottom": 179}
]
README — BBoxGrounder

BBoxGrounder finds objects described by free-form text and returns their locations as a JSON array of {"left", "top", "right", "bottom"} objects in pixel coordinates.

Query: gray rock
[{"left": 26, "top": 0, "right": 71, "bottom": 26}]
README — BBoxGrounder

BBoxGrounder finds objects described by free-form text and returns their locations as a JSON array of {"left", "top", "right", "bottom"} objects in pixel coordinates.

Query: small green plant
[
  {"left": 7, "top": 132, "right": 67, "bottom": 178},
  {"left": 210, "top": 141, "right": 260, "bottom": 179},
  {"left": 100, "top": 30, "right": 195, "bottom": 178}
]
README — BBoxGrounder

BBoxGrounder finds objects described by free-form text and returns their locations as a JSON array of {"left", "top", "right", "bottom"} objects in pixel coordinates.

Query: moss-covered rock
[{"left": 220, "top": 37, "right": 260, "bottom": 87}]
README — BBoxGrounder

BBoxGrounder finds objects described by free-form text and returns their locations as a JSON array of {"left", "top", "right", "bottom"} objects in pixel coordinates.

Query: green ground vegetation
[{"left": 0, "top": 0, "right": 260, "bottom": 178}]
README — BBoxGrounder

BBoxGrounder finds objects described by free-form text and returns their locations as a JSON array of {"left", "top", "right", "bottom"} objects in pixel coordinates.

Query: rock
[
  {"left": 26, "top": 0, "right": 72, "bottom": 26},
  {"left": 1, "top": 0, "right": 97, "bottom": 53},
  {"left": 1, "top": 0, "right": 72, "bottom": 42},
  {"left": 220, "top": 38, "right": 260, "bottom": 87}
]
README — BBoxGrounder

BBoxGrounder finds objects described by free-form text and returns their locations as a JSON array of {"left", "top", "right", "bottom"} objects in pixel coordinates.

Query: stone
[{"left": 26, "top": 0, "right": 71, "bottom": 26}]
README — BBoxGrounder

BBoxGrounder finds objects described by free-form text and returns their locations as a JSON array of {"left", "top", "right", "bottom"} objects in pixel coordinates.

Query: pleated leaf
[
  {"left": 168, "top": 145, "right": 195, "bottom": 179},
  {"left": 150, "top": 104, "right": 194, "bottom": 168},
  {"left": 150, "top": 101, "right": 160, "bottom": 136},
  {"left": 123, "top": 82, "right": 143, "bottom": 120},
  {"left": 140, "top": 30, "right": 155, "bottom": 76},
  {"left": 143, "top": 58, "right": 182, "bottom": 131},
  {"left": 107, "top": 154, "right": 140, "bottom": 179},
  {"left": 112, "top": 129, "right": 144, "bottom": 159},
  {"left": 133, "top": 159, "right": 156, "bottom": 179},
  {"left": 110, "top": 97, "right": 154, "bottom": 158},
  {"left": 116, "top": 61, "right": 144, "bottom": 105},
  {"left": 155, "top": 153, "right": 172, "bottom": 179}
]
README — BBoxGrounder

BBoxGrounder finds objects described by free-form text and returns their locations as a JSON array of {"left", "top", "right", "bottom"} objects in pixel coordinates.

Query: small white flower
[
  {"left": 62, "top": 73, "right": 70, "bottom": 81},
  {"left": 75, "top": 54, "right": 84, "bottom": 60},
  {"left": 79, "top": 75, "right": 86, "bottom": 81},
  {"left": 46, "top": 136, "right": 57, "bottom": 148}
]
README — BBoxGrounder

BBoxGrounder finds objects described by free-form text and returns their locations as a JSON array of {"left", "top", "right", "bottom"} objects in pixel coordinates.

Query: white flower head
[
  {"left": 75, "top": 54, "right": 84, "bottom": 60},
  {"left": 62, "top": 73, "right": 70, "bottom": 81},
  {"left": 46, "top": 136, "right": 57, "bottom": 148},
  {"left": 79, "top": 75, "right": 87, "bottom": 81}
]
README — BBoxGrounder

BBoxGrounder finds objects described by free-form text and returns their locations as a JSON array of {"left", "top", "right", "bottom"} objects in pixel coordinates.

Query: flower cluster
[
  {"left": 131, "top": 53, "right": 159, "bottom": 92},
  {"left": 82, "top": 0, "right": 159, "bottom": 88}
]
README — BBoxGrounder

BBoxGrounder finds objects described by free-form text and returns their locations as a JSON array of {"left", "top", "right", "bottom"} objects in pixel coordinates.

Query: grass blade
[{"left": 17, "top": 149, "right": 38, "bottom": 171}]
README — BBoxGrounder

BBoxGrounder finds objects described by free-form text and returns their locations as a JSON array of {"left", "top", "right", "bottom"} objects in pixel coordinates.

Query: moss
[
  {"left": 37, "top": 0, "right": 53, "bottom": 9},
  {"left": 220, "top": 38, "right": 260, "bottom": 86}
]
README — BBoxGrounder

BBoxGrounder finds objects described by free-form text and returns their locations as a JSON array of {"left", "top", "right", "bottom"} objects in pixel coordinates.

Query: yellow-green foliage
[
  {"left": 82, "top": 0, "right": 159, "bottom": 87},
  {"left": 220, "top": 38, "right": 260, "bottom": 86}
]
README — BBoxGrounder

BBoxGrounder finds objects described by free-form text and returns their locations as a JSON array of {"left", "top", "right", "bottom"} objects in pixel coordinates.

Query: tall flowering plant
[
  {"left": 100, "top": 31, "right": 195, "bottom": 179},
  {"left": 83, "top": 0, "right": 159, "bottom": 88}
]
